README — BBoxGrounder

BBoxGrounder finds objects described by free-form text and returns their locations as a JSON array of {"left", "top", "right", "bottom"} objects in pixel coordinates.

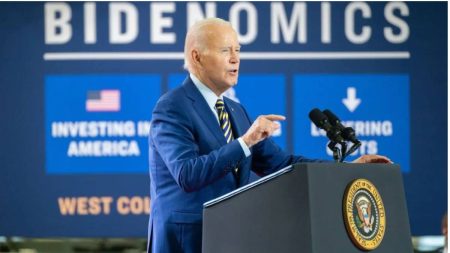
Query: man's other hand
[{"left": 352, "top": 154, "right": 393, "bottom": 164}]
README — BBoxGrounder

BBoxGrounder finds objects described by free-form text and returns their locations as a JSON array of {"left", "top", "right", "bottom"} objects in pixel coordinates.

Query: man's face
[{"left": 197, "top": 25, "right": 240, "bottom": 95}]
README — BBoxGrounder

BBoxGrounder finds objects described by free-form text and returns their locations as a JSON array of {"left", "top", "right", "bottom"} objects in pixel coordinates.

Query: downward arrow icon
[{"left": 342, "top": 87, "right": 361, "bottom": 112}]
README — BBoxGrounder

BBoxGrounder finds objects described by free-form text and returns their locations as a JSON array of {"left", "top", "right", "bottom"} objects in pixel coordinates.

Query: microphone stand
[
  {"left": 339, "top": 142, "right": 348, "bottom": 163},
  {"left": 328, "top": 141, "right": 341, "bottom": 162},
  {"left": 328, "top": 141, "right": 350, "bottom": 163},
  {"left": 339, "top": 141, "right": 361, "bottom": 162}
]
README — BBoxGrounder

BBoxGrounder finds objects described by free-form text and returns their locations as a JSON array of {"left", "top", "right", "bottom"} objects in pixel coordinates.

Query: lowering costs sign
[{"left": 293, "top": 74, "right": 410, "bottom": 172}]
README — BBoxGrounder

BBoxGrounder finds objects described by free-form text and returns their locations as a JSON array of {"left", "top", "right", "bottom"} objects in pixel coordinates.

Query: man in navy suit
[{"left": 147, "top": 18, "right": 391, "bottom": 253}]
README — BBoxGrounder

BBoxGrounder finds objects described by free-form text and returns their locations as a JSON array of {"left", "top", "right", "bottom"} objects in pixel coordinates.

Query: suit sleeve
[
  {"left": 236, "top": 105, "right": 330, "bottom": 176},
  {"left": 251, "top": 138, "right": 330, "bottom": 176},
  {"left": 150, "top": 97, "right": 247, "bottom": 193}
]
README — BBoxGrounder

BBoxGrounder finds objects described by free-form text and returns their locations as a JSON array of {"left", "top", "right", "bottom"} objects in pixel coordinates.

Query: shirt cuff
[{"left": 237, "top": 137, "right": 251, "bottom": 157}]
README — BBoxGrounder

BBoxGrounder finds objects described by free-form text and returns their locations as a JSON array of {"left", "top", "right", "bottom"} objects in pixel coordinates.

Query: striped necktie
[
  {"left": 215, "top": 99, "right": 234, "bottom": 143},
  {"left": 215, "top": 98, "right": 239, "bottom": 183}
]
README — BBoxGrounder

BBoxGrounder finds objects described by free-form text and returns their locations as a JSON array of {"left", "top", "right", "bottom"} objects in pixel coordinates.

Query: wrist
[{"left": 242, "top": 135, "right": 253, "bottom": 148}]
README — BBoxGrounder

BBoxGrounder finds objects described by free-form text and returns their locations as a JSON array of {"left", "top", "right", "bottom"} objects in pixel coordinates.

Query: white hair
[{"left": 183, "top": 18, "right": 233, "bottom": 71}]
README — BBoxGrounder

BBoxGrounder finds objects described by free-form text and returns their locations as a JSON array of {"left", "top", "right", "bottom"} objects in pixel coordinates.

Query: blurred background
[{"left": 0, "top": 2, "right": 447, "bottom": 252}]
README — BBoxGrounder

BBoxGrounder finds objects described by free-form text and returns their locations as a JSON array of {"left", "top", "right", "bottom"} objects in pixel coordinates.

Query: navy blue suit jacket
[{"left": 147, "top": 76, "right": 324, "bottom": 253}]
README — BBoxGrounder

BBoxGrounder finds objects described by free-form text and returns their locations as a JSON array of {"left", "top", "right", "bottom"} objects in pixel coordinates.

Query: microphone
[
  {"left": 309, "top": 108, "right": 343, "bottom": 143},
  {"left": 322, "top": 109, "right": 358, "bottom": 143},
  {"left": 322, "top": 109, "right": 361, "bottom": 160}
]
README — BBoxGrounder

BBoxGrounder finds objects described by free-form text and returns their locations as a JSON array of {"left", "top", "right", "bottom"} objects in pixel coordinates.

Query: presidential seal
[{"left": 343, "top": 179, "right": 386, "bottom": 251}]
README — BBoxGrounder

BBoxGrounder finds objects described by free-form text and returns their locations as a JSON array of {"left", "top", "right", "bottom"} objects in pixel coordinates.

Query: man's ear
[{"left": 191, "top": 49, "right": 201, "bottom": 67}]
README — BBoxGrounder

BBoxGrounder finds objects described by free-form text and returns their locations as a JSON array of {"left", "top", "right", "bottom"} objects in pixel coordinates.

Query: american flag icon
[{"left": 86, "top": 89, "right": 121, "bottom": 112}]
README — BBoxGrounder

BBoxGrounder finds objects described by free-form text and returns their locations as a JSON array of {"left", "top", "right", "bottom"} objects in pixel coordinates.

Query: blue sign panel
[
  {"left": 168, "top": 74, "right": 287, "bottom": 149},
  {"left": 45, "top": 75, "right": 161, "bottom": 174},
  {"left": 233, "top": 75, "right": 286, "bottom": 149},
  {"left": 293, "top": 74, "right": 410, "bottom": 172}
]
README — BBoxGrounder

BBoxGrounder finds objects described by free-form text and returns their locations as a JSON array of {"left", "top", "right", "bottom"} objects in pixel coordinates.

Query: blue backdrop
[{"left": 0, "top": 2, "right": 446, "bottom": 237}]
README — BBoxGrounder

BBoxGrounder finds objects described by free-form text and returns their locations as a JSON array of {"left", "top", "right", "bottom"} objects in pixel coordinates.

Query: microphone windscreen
[
  {"left": 309, "top": 108, "right": 328, "bottom": 128},
  {"left": 323, "top": 109, "right": 339, "bottom": 124}
]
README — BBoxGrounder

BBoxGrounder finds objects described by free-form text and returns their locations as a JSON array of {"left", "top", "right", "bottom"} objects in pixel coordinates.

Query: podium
[{"left": 202, "top": 163, "right": 413, "bottom": 253}]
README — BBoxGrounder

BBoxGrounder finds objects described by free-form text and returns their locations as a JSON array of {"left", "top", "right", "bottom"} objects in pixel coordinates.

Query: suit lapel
[
  {"left": 224, "top": 97, "right": 251, "bottom": 187},
  {"left": 183, "top": 78, "right": 227, "bottom": 146}
]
